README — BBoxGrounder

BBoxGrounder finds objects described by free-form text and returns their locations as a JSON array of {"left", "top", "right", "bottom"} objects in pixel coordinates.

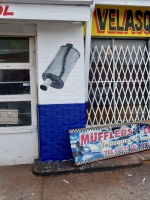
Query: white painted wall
[
  {"left": 37, "top": 21, "right": 86, "bottom": 105},
  {"left": 0, "top": 132, "right": 38, "bottom": 166},
  {"left": 0, "top": 23, "right": 38, "bottom": 166},
  {"left": 0, "top": 3, "right": 90, "bottom": 21},
  {"left": 0, "top": 20, "right": 86, "bottom": 166}
]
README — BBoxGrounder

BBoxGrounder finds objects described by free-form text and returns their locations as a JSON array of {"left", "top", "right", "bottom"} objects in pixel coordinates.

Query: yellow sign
[{"left": 92, "top": 5, "right": 150, "bottom": 37}]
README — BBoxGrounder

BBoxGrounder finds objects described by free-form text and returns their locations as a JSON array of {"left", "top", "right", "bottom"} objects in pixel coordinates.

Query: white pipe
[{"left": 40, "top": 78, "right": 52, "bottom": 91}]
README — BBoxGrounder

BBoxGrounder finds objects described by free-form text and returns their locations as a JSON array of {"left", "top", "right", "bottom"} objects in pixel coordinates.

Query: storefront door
[{"left": 87, "top": 38, "right": 149, "bottom": 126}]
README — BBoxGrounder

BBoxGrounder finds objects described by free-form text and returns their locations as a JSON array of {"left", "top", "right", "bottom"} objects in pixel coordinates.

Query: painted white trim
[
  {"left": 85, "top": 0, "right": 95, "bottom": 102},
  {"left": 0, "top": 0, "right": 94, "bottom": 5},
  {"left": 85, "top": 20, "right": 92, "bottom": 102},
  {"left": 0, "top": 24, "right": 36, "bottom": 36},
  {"left": 0, "top": 128, "right": 37, "bottom": 134},
  {"left": 0, "top": 3, "right": 90, "bottom": 21},
  {"left": 0, "top": 156, "right": 37, "bottom": 166},
  {"left": 95, "top": 0, "right": 150, "bottom": 7}
]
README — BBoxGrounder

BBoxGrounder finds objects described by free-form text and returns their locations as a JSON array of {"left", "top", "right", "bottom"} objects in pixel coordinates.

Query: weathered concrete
[
  {"left": 136, "top": 150, "right": 150, "bottom": 161},
  {"left": 1, "top": 163, "right": 150, "bottom": 200},
  {"left": 0, "top": 150, "right": 150, "bottom": 200},
  {"left": 0, "top": 165, "right": 43, "bottom": 200},
  {"left": 34, "top": 149, "right": 150, "bottom": 176}
]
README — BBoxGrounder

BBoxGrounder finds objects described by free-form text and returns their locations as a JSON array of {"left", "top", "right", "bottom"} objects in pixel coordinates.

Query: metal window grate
[{"left": 87, "top": 40, "right": 150, "bottom": 126}]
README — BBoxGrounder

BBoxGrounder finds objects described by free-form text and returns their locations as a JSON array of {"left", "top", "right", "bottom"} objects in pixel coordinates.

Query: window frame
[{"left": 0, "top": 37, "right": 37, "bottom": 133}]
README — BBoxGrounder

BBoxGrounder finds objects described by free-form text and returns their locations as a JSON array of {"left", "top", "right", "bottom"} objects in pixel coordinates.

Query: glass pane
[
  {"left": 0, "top": 101, "right": 31, "bottom": 126},
  {"left": 114, "top": 40, "right": 148, "bottom": 122},
  {"left": 87, "top": 38, "right": 149, "bottom": 126},
  {"left": 0, "top": 37, "right": 29, "bottom": 63},
  {"left": 87, "top": 39, "right": 115, "bottom": 125},
  {"left": 0, "top": 69, "right": 30, "bottom": 95},
  {"left": 114, "top": 40, "right": 147, "bottom": 81},
  {"left": 90, "top": 39, "right": 113, "bottom": 82}
]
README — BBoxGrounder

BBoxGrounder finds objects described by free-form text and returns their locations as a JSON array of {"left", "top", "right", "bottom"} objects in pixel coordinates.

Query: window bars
[{"left": 87, "top": 39, "right": 150, "bottom": 126}]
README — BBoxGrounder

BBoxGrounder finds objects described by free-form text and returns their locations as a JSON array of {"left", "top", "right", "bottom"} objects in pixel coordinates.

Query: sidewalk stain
[{"left": 0, "top": 196, "right": 5, "bottom": 200}]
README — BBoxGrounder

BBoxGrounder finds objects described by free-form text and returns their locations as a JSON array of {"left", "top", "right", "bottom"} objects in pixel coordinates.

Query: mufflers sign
[
  {"left": 92, "top": 6, "right": 150, "bottom": 37},
  {"left": 69, "top": 124, "right": 150, "bottom": 166}
]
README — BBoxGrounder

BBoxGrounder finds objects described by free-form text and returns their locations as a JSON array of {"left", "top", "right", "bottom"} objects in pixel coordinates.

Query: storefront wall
[
  {"left": 87, "top": 4, "right": 150, "bottom": 127},
  {"left": 0, "top": 1, "right": 91, "bottom": 165},
  {"left": 0, "top": 22, "right": 38, "bottom": 166},
  {"left": 0, "top": 21, "right": 87, "bottom": 165},
  {"left": 37, "top": 21, "right": 86, "bottom": 162}
]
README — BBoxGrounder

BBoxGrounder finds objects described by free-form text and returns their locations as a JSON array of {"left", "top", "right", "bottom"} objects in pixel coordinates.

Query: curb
[{"left": 33, "top": 153, "right": 143, "bottom": 176}]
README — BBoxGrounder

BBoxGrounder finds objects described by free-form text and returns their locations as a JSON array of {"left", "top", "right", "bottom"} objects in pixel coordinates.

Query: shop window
[
  {"left": 0, "top": 69, "right": 30, "bottom": 95},
  {"left": 0, "top": 37, "right": 29, "bottom": 63},
  {"left": 0, "top": 101, "right": 31, "bottom": 126},
  {"left": 87, "top": 39, "right": 149, "bottom": 125},
  {"left": 0, "top": 37, "right": 36, "bottom": 128}
]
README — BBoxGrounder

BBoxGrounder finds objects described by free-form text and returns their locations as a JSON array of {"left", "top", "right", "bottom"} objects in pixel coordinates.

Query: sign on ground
[{"left": 69, "top": 123, "right": 150, "bottom": 166}]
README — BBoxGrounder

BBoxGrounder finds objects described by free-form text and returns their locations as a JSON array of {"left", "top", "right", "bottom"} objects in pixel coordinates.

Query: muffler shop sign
[
  {"left": 0, "top": 5, "right": 14, "bottom": 16},
  {"left": 69, "top": 124, "right": 150, "bottom": 166}
]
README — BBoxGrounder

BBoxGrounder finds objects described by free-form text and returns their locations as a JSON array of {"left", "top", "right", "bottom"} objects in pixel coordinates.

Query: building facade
[
  {"left": 1, "top": 0, "right": 150, "bottom": 166},
  {"left": 0, "top": 0, "right": 93, "bottom": 166},
  {"left": 87, "top": 0, "right": 150, "bottom": 127}
]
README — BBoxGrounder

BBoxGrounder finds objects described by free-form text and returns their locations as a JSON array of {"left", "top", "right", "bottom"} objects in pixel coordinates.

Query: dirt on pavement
[{"left": 0, "top": 163, "right": 150, "bottom": 200}]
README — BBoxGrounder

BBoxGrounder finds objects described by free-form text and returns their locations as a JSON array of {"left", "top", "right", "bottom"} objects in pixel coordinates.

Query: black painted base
[{"left": 33, "top": 154, "right": 142, "bottom": 176}]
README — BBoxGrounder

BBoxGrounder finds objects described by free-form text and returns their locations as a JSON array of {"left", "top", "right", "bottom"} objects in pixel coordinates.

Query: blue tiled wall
[{"left": 39, "top": 103, "right": 86, "bottom": 162}]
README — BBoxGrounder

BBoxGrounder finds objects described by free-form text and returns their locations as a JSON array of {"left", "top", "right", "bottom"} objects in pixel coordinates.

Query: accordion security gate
[{"left": 87, "top": 39, "right": 150, "bottom": 126}]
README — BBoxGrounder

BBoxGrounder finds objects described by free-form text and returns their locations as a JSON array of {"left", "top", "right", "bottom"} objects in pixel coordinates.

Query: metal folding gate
[{"left": 87, "top": 39, "right": 150, "bottom": 126}]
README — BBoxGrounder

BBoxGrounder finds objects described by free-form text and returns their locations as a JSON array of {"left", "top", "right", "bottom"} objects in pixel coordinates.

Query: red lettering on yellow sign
[{"left": 92, "top": 7, "right": 150, "bottom": 36}]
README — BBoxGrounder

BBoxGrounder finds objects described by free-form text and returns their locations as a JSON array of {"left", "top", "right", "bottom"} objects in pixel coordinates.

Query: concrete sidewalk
[
  {"left": 33, "top": 150, "right": 150, "bottom": 175},
  {"left": 0, "top": 150, "right": 150, "bottom": 200}
]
